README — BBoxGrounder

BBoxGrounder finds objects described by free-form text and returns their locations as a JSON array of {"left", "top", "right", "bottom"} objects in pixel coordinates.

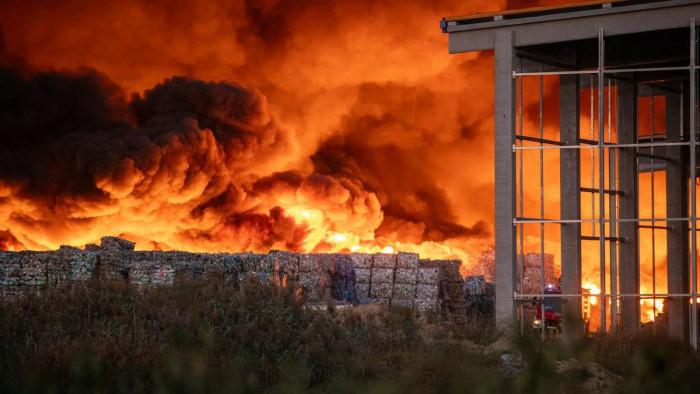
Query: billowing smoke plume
[{"left": 0, "top": 0, "right": 576, "bottom": 269}]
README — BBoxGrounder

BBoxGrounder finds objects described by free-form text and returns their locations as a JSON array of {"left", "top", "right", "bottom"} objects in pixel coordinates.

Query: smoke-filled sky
[{"left": 0, "top": 0, "right": 575, "bottom": 272}]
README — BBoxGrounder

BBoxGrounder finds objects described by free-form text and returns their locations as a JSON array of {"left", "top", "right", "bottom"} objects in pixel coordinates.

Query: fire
[
  {"left": 640, "top": 298, "right": 664, "bottom": 323},
  {"left": 583, "top": 282, "right": 601, "bottom": 306}
]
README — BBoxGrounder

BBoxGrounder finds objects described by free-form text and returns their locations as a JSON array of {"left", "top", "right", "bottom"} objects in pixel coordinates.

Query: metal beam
[{"left": 447, "top": 1, "right": 700, "bottom": 53}]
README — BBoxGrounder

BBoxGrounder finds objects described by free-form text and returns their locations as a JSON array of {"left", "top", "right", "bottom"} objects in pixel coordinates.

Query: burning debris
[{"left": 0, "top": 236, "right": 473, "bottom": 323}]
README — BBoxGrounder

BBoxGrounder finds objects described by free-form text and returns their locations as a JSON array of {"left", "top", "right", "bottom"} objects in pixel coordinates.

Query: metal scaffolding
[{"left": 442, "top": 1, "right": 700, "bottom": 347}]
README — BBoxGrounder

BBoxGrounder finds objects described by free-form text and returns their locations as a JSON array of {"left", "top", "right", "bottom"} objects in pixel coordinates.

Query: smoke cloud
[{"left": 0, "top": 0, "right": 573, "bottom": 269}]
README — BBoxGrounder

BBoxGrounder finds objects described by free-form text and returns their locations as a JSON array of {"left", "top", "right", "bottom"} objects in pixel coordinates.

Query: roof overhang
[{"left": 441, "top": 0, "right": 700, "bottom": 53}]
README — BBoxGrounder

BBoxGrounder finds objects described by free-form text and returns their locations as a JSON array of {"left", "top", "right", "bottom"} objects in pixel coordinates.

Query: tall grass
[
  {"left": 2, "top": 278, "right": 700, "bottom": 393},
  {"left": 0, "top": 278, "right": 506, "bottom": 393}
]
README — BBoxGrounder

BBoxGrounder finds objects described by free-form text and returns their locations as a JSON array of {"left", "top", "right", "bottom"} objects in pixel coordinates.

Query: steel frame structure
[{"left": 442, "top": 0, "right": 700, "bottom": 347}]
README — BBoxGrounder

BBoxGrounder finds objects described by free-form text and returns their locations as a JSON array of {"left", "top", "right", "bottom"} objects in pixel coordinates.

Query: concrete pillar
[
  {"left": 617, "top": 79, "right": 640, "bottom": 329},
  {"left": 560, "top": 73, "right": 583, "bottom": 342},
  {"left": 665, "top": 88, "right": 690, "bottom": 342},
  {"left": 494, "top": 30, "right": 517, "bottom": 326}
]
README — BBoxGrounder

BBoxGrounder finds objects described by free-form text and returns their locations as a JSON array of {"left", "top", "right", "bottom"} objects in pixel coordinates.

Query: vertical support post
[
  {"left": 560, "top": 72, "right": 582, "bottom": 343},
  {"left": 666, "top": 86, "right": 689, "bottom": 343},
  {"left": 539, "top": 73, "right": 545, "bottom": 340},
  {"left": 618, "top": 80, "right": 640, "bottom": 330},
  {"left": 609, "top": 79, "right": 618, "bottom": 331},
  {"left": 598, "top": 29, "right": 607, "bottom": 331},
  {"left": 494, "top": 30, "right": 517, "bottom": 326},
  {"left": 689, "top": 18, "right": 697, "bottom": 350}
]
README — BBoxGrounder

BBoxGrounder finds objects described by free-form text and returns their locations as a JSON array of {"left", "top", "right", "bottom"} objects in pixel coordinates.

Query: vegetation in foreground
[{"left": 0, "top": 278, "right": 699, "bottom": 393}]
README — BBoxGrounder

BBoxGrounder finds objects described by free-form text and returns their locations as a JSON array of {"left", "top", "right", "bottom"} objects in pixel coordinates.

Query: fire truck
[{"left": 532, "top": 285, "right": 562, "bottom": 333}]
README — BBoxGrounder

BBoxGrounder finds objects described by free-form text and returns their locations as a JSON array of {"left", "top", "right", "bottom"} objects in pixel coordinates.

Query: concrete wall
[{"left": 0, "top": 237, "right": 469, "bottom": 322}]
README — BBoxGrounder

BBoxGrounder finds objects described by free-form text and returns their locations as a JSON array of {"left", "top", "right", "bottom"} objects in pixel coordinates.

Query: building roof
[{"left": 441, "top": 0, "right": 700, "bottom": 53}]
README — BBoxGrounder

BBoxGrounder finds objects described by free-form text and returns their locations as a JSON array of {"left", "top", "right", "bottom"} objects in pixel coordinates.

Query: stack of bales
[
  {"left": 269, "top": 250, "right": 300, "bottom": 286},
  {"left": 392, "top": 252, "right": 420, "bottom": 308},
  {"left": 53, "top": 246, "right": 97, "bottom": 284},
  {"left": 419, "top": 259, "right": 468, "bottom": 322},
  {"left": 465, "top": 275, "right": 496, "bottom": 318},
  {"left": 99, "top": 236, "right": 135, "bottom": 280},
  {"left": 298, "top": 254, "right": 331, "bottom": 301},
  {"left": 351, "top": 254, "right": 373, "bottom": 301},
  {"left": 416, "top": 262, "right": 441, "bottom": 310},
  {"left": 0, "top": 252, "right": 23, "bottom": 297},
  {"left": 331, "top": 254, "right": 356, "bottom": 302},
  {"left": 369, "top": 253, "right": 396, "bottom": 303}
]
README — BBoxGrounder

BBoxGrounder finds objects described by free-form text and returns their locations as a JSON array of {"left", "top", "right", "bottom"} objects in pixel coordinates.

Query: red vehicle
[{"left": 532, "top": 285, "right": 562, "bottom": 333}]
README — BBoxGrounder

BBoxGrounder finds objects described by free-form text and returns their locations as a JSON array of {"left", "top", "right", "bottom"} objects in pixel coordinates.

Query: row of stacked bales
[
  {"left": 464, "top": 275, "right": 496, "bottom": 318},
  {"left": 0, "top": 237, "right": 471, "bottom": 323},
  {"left": 0, "top": 247, "right": 97, "bottom": 297},
  {"left": 420, "top": 259, "right": 468, "bottom": 323}
]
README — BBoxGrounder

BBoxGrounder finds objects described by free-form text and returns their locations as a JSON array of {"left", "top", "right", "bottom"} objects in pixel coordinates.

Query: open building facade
[{"left": 441, "top": 0, "right": 700, "bottom": 346}]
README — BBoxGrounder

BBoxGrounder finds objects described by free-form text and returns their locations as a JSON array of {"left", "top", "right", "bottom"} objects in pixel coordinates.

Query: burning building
[{"left": 441, "top": 0, "right": 700, "bottom": 346}]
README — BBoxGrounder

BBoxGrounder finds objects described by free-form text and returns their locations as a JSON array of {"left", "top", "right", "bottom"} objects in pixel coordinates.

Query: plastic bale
[
  {"left": 331, "top": 254, "right": 356, "bottom": 301},
  {"left": 416, "top": 284, "right": 439, "bottom": 300},
  {"left": 370, "top": 282, "right": 393, "bottom": 298},
  {"left": 318, "top": 254, "right": 334, "bottom": 274},
  {"left": 350, "top": 253, "right": 373, "bottom": 269},
  {"left": 392, "top": 283, "right": 417, "bottom": 300},
  {"left": 395, "top": 268, "right": 418, "bottom": 284},
  {"left": 371, "top": 268, "right": 394, "bottom": 283},
  {"left": 418, "top": 267, "right": 441, "bottom": 285},
  {"left": 299, "top": 254, "right": 318, "bottom": 272},
  {"left": 355, "top": 268, "right": 372, "bottom": 284},
  {"left": 21, "top": 253, "right": 48, "bottom": 287},
  {"left": 465, "top": 275, "right": 486, "bottom": 296},
  {"left": 397, "top": 252, "right": 419, "bottom": 269},
  {"left": 270, "top": 251, "right": 299, "bottom": 284},
  {"left": 373, "top": 253, "right": 397, "bottom": 269},
  {"left": 71, "top": 253, "right": 97, "bottom": 282},
  {"left": 356, "top": 283, "right": 370, "bottom": 299}
]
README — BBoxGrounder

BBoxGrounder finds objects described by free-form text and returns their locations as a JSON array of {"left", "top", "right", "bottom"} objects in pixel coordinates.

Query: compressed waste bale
[
  {"left": 397, "top": 252, "right": 419, "bottom": 269},
  {"left": 465, "top": 275, "right": 487, "bottom": 296},
  {"left": 299, "top": 254, "right": 318, "bottom": 272},
  {"left": 371, "top": 268, "right": 394, "bottom": 283},
  {"left": 100, "top": 236, "right": 136, "bottom": 251},
  {"left": 417, "top": 267, "right": 441, "bottom": 285},
  {"left": 356, "top": 283, "right": 370, "bottom": 299},
  {"left": 355, "top": 268, "right": 372, "bottom": 284},
  {"left": 269, "top": 251, "right": 299, "bottom": 284},
  {"left": 331, "top": 254, "right": 356, "bottom": 302},
  {"left": 373, "top": 253, "right": 397, "bottom": 269},
  {"left": 392, "top": 283, "right": 417, "bottom": 300},
  {"left": 370, "top": 282, "right": 393, "bottom": 298},
  {"left": 395, "top": 268, "right": 418, "bottom": 284},
  {"left": 350, "top": 254, "right": 373, "bottom": 269},
  {"left": 21, "top": 252, "right": 48, "bottom": 286},
  {"left": 1, "top": 254, "right": 21, "bottom": 287},
  {"left": 416, "top": 284, "right": 439, "bottom": 300}
]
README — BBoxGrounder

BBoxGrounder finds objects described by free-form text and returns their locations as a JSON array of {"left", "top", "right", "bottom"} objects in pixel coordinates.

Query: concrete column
[
  {"left": 560, "top": 73, "right": 583, "bottom": 342},
  {"left": 617, "top": 79, "right": 640, "bottom": 330},
  {"left": 494, "top": 30, "right": 517, "bottom": 326},
  {"left": 665, "top": 88, "right": 690, "bottom": 342}
]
